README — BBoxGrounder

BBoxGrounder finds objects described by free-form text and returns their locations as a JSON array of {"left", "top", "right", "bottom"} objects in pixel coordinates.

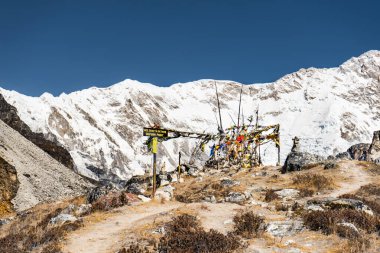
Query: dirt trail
[
  {"left": 62, "top": 161, "right": 375, "bottom": 253},
  {"left": 328, "top": 161, "right": 370, "bottom": 198},
  {"left": 63, "top": 202, "right": 182, "bottom": 253}
]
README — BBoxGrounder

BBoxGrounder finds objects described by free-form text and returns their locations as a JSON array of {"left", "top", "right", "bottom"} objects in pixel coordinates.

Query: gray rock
[
  {"left": 282, "top": 151, "right": 324, "bottom": 173},
  {"left": 275, "top": 189, "right": 299, "bottom": 199},
  {"left": 266, "top": 220, "right": 304, "bottom": 237},
  {"left": 187, "top": 168, "right": 199, "bottom": 177},
  {"left": 347, "top": 143, "right": 370, "bottom": 160},
  {"left": 50, "top": 214, "right": 78, "bottom": 225},
  {"left": 307, "top": 198, "right": 374, "bottom": 215},
  {"left": 337, "top": 222, "right": 359, "bottom": 234},
  {"left": 155, "top": 185, "right": 174, "bottom": 201},
  {"left": 324, "top": 162, "right": 337, "bottom": 170},
  {"left": 220, "top": 178, "right": 240, "bottom": 187},
  {"left": 204, "top": 195, "right": 216, "bottom": 203},
  {"left": 335, "top": 151, "right": 352, "bottom": 160},
  {"left": 368, "top": 130, "right": 380, "bottom": 162},
  {"left": 0, "top": 217, "right": 14, "bottom": 226},
  {"left": 225, "top": 192, "right": 246, "bottom": 204}
]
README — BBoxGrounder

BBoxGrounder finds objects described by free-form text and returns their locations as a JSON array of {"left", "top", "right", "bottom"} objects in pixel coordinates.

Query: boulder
[
  {"left": 335, "top": 151, "right": 352, "bottom": 160},
  {"left": 306, "top": 198, "right": 374, "bottom": 215},
  {"left": 347, "top": 143, "right": 370, "bottom": 160},
  {"left": 275, "top": 189, "right": 300, "bottom": 199},
  {"left": 87, "top": 185, "right": 113, "bottom": 203},
  {"left": 324, "top": 162, "right": 337, "bottom": 170},
  {"left": 368, "top": 130, "right": 380, "bottom": 162},
  {"left": 220, "top": 178, "right": 240, "bottom": 187},
  {"left": 282, "top": 151, "right": 324, "bottom": 173},
  {"left": 62, "top": 204, "right": 92, "bottom": 217},
  {"left": 225, "top": 192, "right": 246, "bottom": 204},
  {"left": 50, "top": 214, "right": 78, "bottom": 225},
  {"left": 204, "top": 195, "right": 217, "bottom": 203},
  {"left": 0, "top": 216, "right": 14, "bottom": 226},
  {"left": 266, "top": 220, "right": 304, "bottom": 237},
  {"left": 155, "top": 185, "right": 174, "bottom": 201}
]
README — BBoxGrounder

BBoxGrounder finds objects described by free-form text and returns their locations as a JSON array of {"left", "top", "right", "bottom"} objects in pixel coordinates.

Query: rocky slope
[
  {"left": 0, "top": 94, "right": 74, "bottom": 170},
  {"left": 0, "top": 119, "right": 92, "bottom": 211},
  {"left": 0, "top": 50, "right": 379, "bottom": 181}
]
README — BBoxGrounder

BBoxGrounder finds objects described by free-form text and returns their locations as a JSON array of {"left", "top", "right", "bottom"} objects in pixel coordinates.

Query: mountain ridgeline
[{"left": 0, "top": 50, "right": 379, "bottom": 181}]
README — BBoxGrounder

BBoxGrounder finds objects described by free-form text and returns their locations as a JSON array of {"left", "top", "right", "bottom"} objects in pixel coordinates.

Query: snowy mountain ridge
[{"left": 1, "top": 50, "right": 379, "bottom": 180}]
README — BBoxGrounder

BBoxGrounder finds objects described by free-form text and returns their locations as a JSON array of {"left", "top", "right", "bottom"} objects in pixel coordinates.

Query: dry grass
[
  {"left": 292, "top": 173, "right": 334, "bottom": 192},
  {"left": 0, "top": 201, "right": 83, "bottom": 253}
]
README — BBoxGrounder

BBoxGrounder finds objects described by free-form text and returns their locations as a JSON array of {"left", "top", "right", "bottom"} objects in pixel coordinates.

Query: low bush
[
  {"left": 302, "top": 209, "right": 379, "bottom": 235},
  {"left": 92, "top": 191, "right": 130, "bottom": 211},
  {"left": 298, "top": 188, "right": 315, "bottom": 197},
  {"left": 233, "top": 211, "right": 265, "bottom": 238},
  {"left": 356, "top": 184, "right": 380, "bottom": 197},
  {"left": 118, "top": 243, "right": 151, "bottom": 253},
  {"left": 264, "top": 189, "right": 279, "bottom": 202},
  {"left": 158, "top": 214, "right": 242, "bottom": 253}
]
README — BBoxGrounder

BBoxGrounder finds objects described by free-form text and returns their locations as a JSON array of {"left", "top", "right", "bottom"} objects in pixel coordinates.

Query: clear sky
[{"left": 0, "top": 0, "right": 379, "bottom": 96}]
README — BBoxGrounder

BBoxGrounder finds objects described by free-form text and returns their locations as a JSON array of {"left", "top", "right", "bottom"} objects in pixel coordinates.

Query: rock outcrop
[
  {"left": 282, "top": 137, "right": 324, "bottom": 173},
  {"left": 0, "top": 94, "right": 74, "bottom": 170},
  {"left": 0, "top": 157, "right": 19, "bottom": 215},
  {"left": 368, "top": 130, "right": 380, "bottom": 163},
  {"left": 347, "top": 143, "right": 371, "bottom": 160}
]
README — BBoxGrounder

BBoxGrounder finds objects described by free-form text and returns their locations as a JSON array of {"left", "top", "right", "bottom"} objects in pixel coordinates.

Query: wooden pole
[
  {"left": 151, "top": 137, "right": 158, "bottom": 198},
  {"left": 178, "top": 151, "right": 181, "bottom": 181}
]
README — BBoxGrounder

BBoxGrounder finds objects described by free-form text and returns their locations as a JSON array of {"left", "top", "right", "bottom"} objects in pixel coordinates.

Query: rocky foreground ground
[{"left": 1, "top": 159, "right": 379, "bottom": 253}]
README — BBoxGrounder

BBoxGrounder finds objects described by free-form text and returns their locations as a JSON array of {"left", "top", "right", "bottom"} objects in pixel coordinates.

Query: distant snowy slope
[{"left": 1, "top": 50, "right": 379, "bottom": 180}]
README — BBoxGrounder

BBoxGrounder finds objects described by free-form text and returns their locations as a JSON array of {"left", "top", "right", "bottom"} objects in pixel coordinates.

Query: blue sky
[{"left": 0, "top": 0, "right": 379, "bottom": 96}]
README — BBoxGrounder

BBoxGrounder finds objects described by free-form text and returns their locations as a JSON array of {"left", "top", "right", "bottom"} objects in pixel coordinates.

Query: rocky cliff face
[
  {"left": 0, "top": 94, "right": 74, "bottom": 170},
  {"left": 0, "top": 157, "right": 19, "bottom": 215},
  {"left": 0, "top": 50, "right": 379, "bottom": 181}
]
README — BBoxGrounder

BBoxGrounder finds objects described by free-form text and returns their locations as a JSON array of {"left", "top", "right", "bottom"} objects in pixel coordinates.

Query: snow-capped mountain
[{"left": 1, "top": 50, "right": 379, "bottom": 180}]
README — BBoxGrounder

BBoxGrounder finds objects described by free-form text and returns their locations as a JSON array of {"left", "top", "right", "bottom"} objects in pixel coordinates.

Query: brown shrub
[
  {"left": 118, "top": 243, "right": 151, "bottom": 253},
  {"left": 233, "top": 211, "right": 265, "bottom": 238},
  {"left": 298, "top": 188, "right": 315, "bottom": 197},
  {"left": 292, "top": 173, "right": 333, "bottom": 191},
  {"left": 264, "top": 189, "right": 279, "bottom": 202},
  {"left": 356, "top": 184, "right": 380, "bottom": 197},
  {"left": 302, "top": 209, "right": 379, "bottom": 235},
  {"left": 158, "top": 214, "right": 242, "bottom": 253},
  {"left": 92, "top": 191, "right": 130, "bottom": 211},
  {"left": 275, "top": 202, "right": 288, "bottom": 212}
]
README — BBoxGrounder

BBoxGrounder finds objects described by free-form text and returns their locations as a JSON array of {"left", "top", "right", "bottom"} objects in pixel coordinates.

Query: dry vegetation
[
  {"left": 292, "top": 173, "right": 334, "bottom": 192},
  {"left": 264, "top": 189, "right": 279, "bottom": 202},
  {"left": 0, "top": 197, "right": 86, "bottom": 253},
  {"left": 232, "top": 211, "right": 265, "bottom": 238},
  {"left": 158, "top": 214, "right": 242, "bottom": 253}
]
